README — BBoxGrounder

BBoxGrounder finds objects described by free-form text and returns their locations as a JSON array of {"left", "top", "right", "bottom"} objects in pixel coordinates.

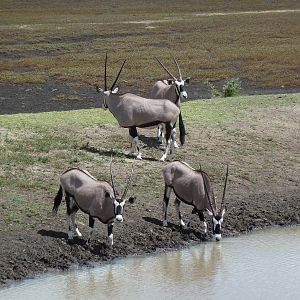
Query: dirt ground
[{"left": 0, "top": 81, "right": 299, "bottom": 287}]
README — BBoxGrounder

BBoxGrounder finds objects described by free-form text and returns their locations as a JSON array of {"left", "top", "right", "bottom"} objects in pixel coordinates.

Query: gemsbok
[
  {"left": 52, "top": 156, "right": 135, "bottom": 248},
  {"left": 162, "top": 161, "right": 229, "bottom": 241},
  {"left": 95, "top": 53, "right": 184, "bottom": 161},
  {"left": 151, "top": 57, "right": 191, "bottom": 147}
]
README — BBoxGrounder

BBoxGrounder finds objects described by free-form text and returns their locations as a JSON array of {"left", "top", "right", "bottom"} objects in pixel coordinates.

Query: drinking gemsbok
[
  {"left": 95, "top": 53, "right": 184, "bottom": 161},
  {"left": 151, "top": 57, "right": 190, "bottom": 147},
  {"left": 162, "top": 161, "right": 229, "bottom": 241},
  {"left": 52, "top": 157, "right": 135, "bottom": 248}
]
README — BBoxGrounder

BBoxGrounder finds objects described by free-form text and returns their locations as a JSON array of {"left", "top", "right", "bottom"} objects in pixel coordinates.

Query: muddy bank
[
  {"left": 0, "top": 188, "right": 299, "bottom": 287},
  {"left": 1, "top": 81, "right": 300, "bottom": 115}
]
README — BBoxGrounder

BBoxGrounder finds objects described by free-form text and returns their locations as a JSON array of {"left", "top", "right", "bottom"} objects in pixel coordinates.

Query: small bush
[{"left": 223, "top": 78, "right": 241, "bottom": 97}]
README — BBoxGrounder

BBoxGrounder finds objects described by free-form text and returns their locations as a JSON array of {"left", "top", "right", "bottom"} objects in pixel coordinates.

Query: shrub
[{"left": 223, "top": 78, "right": 241, "bottom": 97}]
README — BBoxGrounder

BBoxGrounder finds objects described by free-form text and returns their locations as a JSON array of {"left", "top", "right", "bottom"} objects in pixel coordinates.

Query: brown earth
[{"left": 0, "top": 82, "right": 299, "bottom": 287}]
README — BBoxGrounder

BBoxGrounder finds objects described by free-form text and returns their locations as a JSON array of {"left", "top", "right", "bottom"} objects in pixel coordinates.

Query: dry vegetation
[{"left": 0, "top": 0, "right": 300, "bottom": 92}]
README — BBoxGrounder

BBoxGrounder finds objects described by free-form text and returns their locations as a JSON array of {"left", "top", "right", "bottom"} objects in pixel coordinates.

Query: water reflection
[
  {"left": 1, "top": 226, "right": 300, "bottom": 300},
  {"left": 159, "top": 242, "right": 223, "bottom": 284}
]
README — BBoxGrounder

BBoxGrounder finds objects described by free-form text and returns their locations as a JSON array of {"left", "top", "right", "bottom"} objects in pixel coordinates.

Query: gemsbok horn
[
  {"left": 162, "top": 161, "right": 229, "bottom": 241},
  {"left": 52, "top": 156, "right": 135, "bottom": 248},
  {"left": 96, "top": 53, "right": 184, "bottom": 161},
  {"left": 151, "top": 57, "right": 191, "bottom": 147}
]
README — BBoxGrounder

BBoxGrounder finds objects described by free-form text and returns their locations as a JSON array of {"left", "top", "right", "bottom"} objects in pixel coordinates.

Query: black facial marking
[
  {"left": 214, "top": 223, "right": 221, "bottom": 235},
  {"left": 116, "top": 204, "right": 122, "bottom": 216},
  {"left": 215, "top": 215, "right": 222, "bottom": 221}
]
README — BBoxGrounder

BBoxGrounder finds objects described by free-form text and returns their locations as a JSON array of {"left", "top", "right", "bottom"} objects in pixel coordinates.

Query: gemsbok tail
[
  {"left": 178, "top": 112, "right": 186, "bottom": 145},
  {"left": 52, "top": 185, "right": 63, "bottom": 215}
]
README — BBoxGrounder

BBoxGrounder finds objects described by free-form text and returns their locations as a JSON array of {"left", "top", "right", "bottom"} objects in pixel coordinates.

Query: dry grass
[
  {"left": 0, "top": 1, "right": 299, "bottom": 89},
  {"left": 0, "top": 93, "right": 299, "bottom": 227}
]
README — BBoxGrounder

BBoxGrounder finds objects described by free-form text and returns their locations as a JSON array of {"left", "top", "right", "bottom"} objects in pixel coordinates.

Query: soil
[{"left": 0, "top": 81, "right": 299, "bottom": 288}]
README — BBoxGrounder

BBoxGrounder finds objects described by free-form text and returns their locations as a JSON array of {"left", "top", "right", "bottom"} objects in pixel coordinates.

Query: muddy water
[{"left": 1, "top": 226, "right": 300, "bottom": 300}]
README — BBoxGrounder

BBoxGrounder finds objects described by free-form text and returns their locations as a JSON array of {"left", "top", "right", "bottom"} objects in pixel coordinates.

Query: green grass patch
[{"left": 0, "top": 93, "right": 299, "bottom": 228}]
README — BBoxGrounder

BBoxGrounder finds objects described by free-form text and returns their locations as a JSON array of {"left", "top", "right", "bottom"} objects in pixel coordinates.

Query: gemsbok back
[
  {"left": 162, "top": 161, "right": 229, "bottom": 241},
  {"left": 52, "top": 157, "right": 135, "bottom": 248},
  {"left": 96, "top": 53, "right": 184, "bottom": 161},
  {"left": 151, "top": 57, "right": 190, "bottom": 147}
]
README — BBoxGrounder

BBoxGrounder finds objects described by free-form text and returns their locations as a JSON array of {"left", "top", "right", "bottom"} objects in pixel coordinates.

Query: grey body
[
  {"left": 106, "top": 92, "right": 179, "bottom": 128},
  {"left": 53, "top": 162, "right": 134, "bottom": 248},
  {"left": 163, "top": 161, "right": 216, "bottom": 211},
  {"left": 151, "top": 58, "right": 190, "bottom": 146},
  {"left": 162, "top": 161, "right": 228, "bottom": 241},
  {"left": 60, "top": 168, "right": 115, "bottom": 223},
  {"left": 151, "top": 80, "right": 180, "bottom": 106},
  {"left": 96, "top": 54, "right": 183, "bottom": 161}
]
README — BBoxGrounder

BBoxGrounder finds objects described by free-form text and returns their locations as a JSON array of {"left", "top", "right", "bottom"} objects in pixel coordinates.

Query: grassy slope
[{"left": 0, "top": 93, "right": 299, "bottom": 228}]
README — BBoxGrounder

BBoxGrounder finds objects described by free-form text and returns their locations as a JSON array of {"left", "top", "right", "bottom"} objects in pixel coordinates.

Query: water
[{"left": 1, "top": 226, "right": 300, "bottom": 300}]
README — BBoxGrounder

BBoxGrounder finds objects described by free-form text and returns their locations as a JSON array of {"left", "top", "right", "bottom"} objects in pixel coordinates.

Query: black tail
[
  {"left": 178, "top": 111, "right": 186, "bottom": 145},
  {"left": 52, "top": 185, "right": 63, "bottom": 215}
]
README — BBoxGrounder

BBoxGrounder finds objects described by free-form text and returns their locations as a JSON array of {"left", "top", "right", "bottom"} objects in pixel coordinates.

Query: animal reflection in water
[
  {"left": 162, "top": 161, "right": 229, "bottom": 241},
  {"left": 52, "top": 156, "right": 135, "bottom": 248},
  {"left": 59, "top": 243, "right": 223, "bottom": 298}
]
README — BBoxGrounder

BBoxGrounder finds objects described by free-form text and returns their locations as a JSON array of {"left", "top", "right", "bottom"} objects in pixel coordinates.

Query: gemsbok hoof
[
  {"left": 160, "top": 155, "right": 166, "bottom": 162},
  {"left": 162, "top": 220, "right": 168, "bottom": 227}
]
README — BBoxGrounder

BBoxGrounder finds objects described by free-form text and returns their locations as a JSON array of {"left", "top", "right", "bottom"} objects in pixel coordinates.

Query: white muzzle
[{"left": 115, "top": 215, "right": 123, "bottom": 222}]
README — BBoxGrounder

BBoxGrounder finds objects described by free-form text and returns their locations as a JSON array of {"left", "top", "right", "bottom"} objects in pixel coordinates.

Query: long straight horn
[
  {"left": 155, "top": 58, "right": 177, "bottom": 80},
  {"left": 172, "top": 56, "right": 182, "bottom": 80},
  {"left": 221, "top": 164, "right": 229, "bottom": 210},
  {"left": 121, "top": 160, "right": 135, "bottom": 200},
  {"left": 104, "top": 52, "right": 108, "bottom": 91},
  {"left": 109, "top": 155, "right": 117, "bottom": 198},
  {"left": 201, "top": 171, "right": 215, "bottom": 216},
  {"left": 110, "top": 59, "right": 126, "bottom": 91}
]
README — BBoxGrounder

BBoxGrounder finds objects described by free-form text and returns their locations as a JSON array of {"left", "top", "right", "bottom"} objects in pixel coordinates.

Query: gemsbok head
[
  {"left": 151, "top": 57, "right": 191, "bottom": 147},
  {"left": 162, "top": 161, "right": 229, "bottom": 241},
  {"left": 52, "top": 156, "right": 135, "bottom": 248},
  {"left": 95, "top": 53, "right": 184, "bottom": 161}
]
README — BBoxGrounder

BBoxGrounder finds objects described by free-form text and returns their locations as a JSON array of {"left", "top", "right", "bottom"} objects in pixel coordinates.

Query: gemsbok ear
[
  {"left": 221, "top": 208, "right": 226, "bottom": 217},
  {"left": 206, "top": 208, "right": 213, "bottom": 216},
  {"left": 167, "top": 79, "right": 173, "bottom": 85},
  {"left": 185, "top": 77, "right": 191, "bottom": 85},
  {"left": 105, "top": 191, "right": 111, "bottom": 198},
  {"left": 95, "top": 85, "right": 103, "bottom": 93},
  {"left": 112, "top": 87, "right": 119, "bottom": 94},
  {"left": 128, "top": 196, "right": 136, "bottom": 204}
]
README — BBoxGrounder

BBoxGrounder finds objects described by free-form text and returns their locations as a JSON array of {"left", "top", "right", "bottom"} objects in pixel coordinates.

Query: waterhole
[{"left": 1, "top": 226, "right": 300, "bottom": 300}]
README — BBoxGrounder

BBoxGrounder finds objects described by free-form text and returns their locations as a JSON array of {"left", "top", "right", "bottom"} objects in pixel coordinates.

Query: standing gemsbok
[
  {"left": 96, "top": 53, "right": 184, "bottom": 161},
  {"left": 162, "top": 161, "right": 229, "bottom": 241},
  {"left": 52, "top": 156, "right": 135, "bottom": 248},
  {"left": 151, "top": 57, "right": 191, "bottom": 147}
]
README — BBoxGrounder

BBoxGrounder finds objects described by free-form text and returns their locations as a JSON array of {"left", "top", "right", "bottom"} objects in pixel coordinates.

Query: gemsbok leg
[
  {"left": 86, "top": 216, "right": 95, "bottom": 245},
  {"left": 162, "top": 185, "right": 172, "bottom": 226},
  {"left": 185, "top": 209, "right": 207, "bottom": 234},
  {"left": 174, "top": 198, "right": 186, "bottom": 228},
  {"left": 160, "top": 123, "right": 174, "bottom": 162},
  {"left": 107, "top": 221, "right": 114, "bottom": 247},
  {"left": 198, "top": 210, "right": 207, "bottom": 234},
  {"left": 66, "top": 195, "right": 82, "bottom": 239},
  {"left": 129, "top": 127, "right": 142, "bottom": 160}
]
